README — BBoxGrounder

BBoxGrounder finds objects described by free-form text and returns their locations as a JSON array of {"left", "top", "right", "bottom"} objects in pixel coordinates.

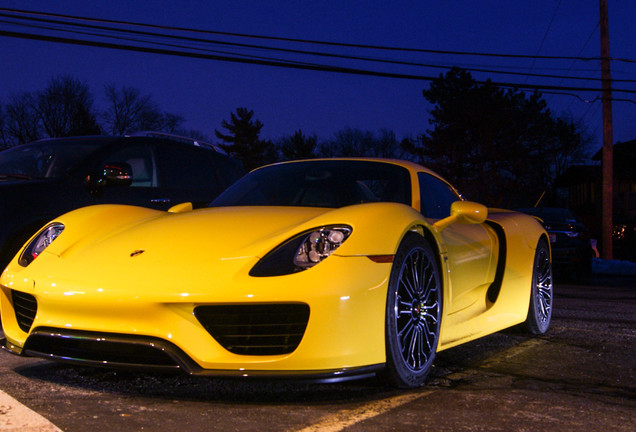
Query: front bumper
[
  {"left": 0, "top": 329, "right": 384, "bottom": 383},
  {"left": 1, "top": 255, "right": 391, "bottom": 375}
]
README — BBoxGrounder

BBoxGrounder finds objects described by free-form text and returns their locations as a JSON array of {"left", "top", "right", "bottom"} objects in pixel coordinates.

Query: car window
[
  {"left": 213, "top": 154, "right": 244, "bottom": 188},
  {"left": 158, "top": 144, "right": 229, "bottom": 194},
  {"left": 418, "top": 172, "right": 461, "bottom": 219},
  {"left": 101, "top": 144, "right": 157, "bottom": 187},
  {"left": 212, "top": 160, "right": 412, "bottom": 208},
  {"left": 0, "top": 141, "right": 104, "bottom": 179}
]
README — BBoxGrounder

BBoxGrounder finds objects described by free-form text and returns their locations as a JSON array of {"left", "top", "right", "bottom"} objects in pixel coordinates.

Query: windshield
[
  {"left": 0, "top": 140, "right": 105, "bottom": 179},
  {"left": 211, "top": 160, "right": 412, "bottom": 208}
]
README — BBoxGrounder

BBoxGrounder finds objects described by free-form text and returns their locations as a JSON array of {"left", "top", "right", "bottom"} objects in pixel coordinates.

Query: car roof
[
  {"left": 29, "top": 134, "right": 228, "bottom": 155},
  {"left": 263, "top": 157, "right": 440, "bottom": 177},
  {"left": 128, "top": 131, "right": 227, "bottom": 154}
]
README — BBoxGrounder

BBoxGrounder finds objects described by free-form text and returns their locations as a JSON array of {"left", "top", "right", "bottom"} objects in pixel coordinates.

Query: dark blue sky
[{"left": 1, "top": 1, "right": 635, "bottom": 154}]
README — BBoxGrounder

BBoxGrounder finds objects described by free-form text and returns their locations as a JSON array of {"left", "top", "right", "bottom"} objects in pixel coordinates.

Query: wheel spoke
[
  {"left": 538, "top": 291, "right": 551, "bottom": 317},
  {"left": 533, "top": 246, "right": 553, "bottom": 323},
  {"left": 419, "top": 320, "right": 433, "bottom": 353},
  {"left": 398, "top": 318, "right": 415, "bottom": 342},
  {"left": 407, "top": 326, "right": 421, "bottom": 368},
  {"left": 393, "top": 244, "right": 441, "bottom": 373},
  {"left": 422, "top": 282, "right": 438, "bottom": 303},
  {"left": 397, "top": 299, "right": 414, "bottom": 317},
  {"left": 538, "top": 285, "right": 552, "bottom": 301},
  {"left": 421, "top": 310, "right": 439, "bottom": 324},
  {"left": 399, "top": 267, "right": 417, "bottom": 301},
  {"left": 409, "top": 253, "right": 421, "bottom": 295}
]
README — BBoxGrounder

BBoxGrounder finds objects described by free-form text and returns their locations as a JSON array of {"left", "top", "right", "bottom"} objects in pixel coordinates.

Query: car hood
[
  {"left": 54, "top": 205, "right": 330, "bottom": 264},
  {"left": 17, "top": 205, "right": 341, "bottom": 296},
  {"left": 39, "top": 202, "right": 424, "bottom": 268},
  {"left": 5, "top": 202, "right": 423, "bottom": 300}
]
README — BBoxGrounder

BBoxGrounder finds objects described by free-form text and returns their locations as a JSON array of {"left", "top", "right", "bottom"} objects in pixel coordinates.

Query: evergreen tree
[
  {"left": 215, "top": 108, "right": 277, "bottom": 170},
  {"left": 406, "top": 67, "right": 587, "bottom": 208},
  {"left": 279, "top": 130, "right": 318, "bottom": 160}
]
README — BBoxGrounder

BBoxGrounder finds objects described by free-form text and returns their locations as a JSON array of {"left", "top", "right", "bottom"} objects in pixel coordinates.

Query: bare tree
[
  {"left": 103, "top": 84, "right": 184, "bottom": 134},
  {"left": 103, "top": 84, "right": 145, "bottom": 134},
  {"left": 35, "top": 75, "right": 100, "bottom": 137},
  {"left": 3, "top": 92, "right": 42, "bottom": 146},
  {"left": 159, "top": 113, "right": 184, "bottom": 133},
  {"left": 320, "top": 127, "right": 405, "bottom": 158}
]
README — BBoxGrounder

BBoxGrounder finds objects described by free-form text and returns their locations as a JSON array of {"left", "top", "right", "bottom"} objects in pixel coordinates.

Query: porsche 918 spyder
[{"left": 0, "top": 158, "right": 552, "bottom": 388}]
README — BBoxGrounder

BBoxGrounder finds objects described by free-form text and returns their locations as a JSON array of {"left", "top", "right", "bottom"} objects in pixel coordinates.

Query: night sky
[{"left": 1, "top": 1, "right": 635, "bottom": 154}]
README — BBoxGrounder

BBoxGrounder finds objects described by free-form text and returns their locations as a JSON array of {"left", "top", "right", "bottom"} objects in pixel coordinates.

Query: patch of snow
[{"left": 592, "top": 258, "right": 636, "bottom": 276}]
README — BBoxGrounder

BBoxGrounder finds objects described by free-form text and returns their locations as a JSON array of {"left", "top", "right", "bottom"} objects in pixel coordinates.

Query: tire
[
  {"left": 381, "top": 233, "right": 442, "bottom": 388},
  {"left": 525, "top": 238, "right": 553, "bottom": 335}
]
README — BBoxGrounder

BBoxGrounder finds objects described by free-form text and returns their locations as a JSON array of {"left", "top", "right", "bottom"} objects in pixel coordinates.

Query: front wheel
[
  {"left": 381, "top": 233, "right": 442, "bottom": 388},
  {"left": 525, "top": 238, "right": 553, "bottom": 334}
]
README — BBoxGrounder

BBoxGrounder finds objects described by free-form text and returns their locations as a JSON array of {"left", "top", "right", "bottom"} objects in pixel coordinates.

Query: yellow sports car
[{"left": 0, "top": 158, "right": 552, "bottom": 388}]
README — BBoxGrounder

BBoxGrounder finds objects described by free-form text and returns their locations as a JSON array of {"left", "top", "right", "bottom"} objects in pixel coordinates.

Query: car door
[
  {"left": 155, "top": 142, "right": 242, "bottom": 208},
  {"left": 418, "top": 172, "right": 498, "bottom": 314},
  {"left": 90, "top": 142, "right": 172, "bottom": 210}
]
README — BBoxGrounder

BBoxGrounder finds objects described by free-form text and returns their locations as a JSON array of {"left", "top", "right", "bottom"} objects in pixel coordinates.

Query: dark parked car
[
  {"left": 0, "top": 134, "right": 243, "bottom": 269},
  {"left": 517, "top": 207, "right": 594, "bottom": 281}
]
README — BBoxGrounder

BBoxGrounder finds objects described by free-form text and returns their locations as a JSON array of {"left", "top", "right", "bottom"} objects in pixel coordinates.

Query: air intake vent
[
  {"left": 194, "top": 303, "right": 310, "bottom": 356},
  {"left": 11, "top": 290, "right": 37, "bottom": 332},
  {"left": 23, "top": 329, "right": 179, "bottom": 369}
]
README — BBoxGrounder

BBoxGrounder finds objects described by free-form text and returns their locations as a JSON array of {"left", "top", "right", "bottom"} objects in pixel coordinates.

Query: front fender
[{"left": 323, "top": 202, "right": 431, "bottom": 257}]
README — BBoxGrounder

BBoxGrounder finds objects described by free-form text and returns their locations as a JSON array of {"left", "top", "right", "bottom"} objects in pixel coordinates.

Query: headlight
[
  {"left": 293, "top": 227, "right": 351, "bottom": 267},
  {"left": 19, "top": 223, "right": 65, "bottom": 267},
  {"left": 250, "top": 225, "right": 352, "bottom": 277}
]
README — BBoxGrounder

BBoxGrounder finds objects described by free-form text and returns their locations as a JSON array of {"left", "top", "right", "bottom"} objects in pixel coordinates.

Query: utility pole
[{"left": 600, "top": 0, "right": 613, "bottom": 259}]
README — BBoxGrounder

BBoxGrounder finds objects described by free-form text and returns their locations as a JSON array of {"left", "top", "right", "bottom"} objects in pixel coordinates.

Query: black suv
[
  {"left": 0, "top": 134, "right": 243, "bottom": 269},
  {"left": 517, "top": 207, "right": 594, "bottom": 281}
]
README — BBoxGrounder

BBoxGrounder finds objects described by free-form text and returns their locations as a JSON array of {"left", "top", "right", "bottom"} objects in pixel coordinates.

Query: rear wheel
[
  {"left": 381, "top": 233, "right": 442, "bottom": 388},
  {"left": 525, "top": 238, "right": 553, "bottom": 334}
]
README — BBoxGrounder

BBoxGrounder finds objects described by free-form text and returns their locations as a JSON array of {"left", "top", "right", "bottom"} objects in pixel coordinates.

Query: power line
[
  {"left": 4, "top": 11, "right": 636, "bottom": 85},
  {"left": 0, "top": 19, "right": 328, "bottom": 68},
  {"left": 2, "top": 6, "right": 636, "bottom": 63},
  {"left": 526, "top": 0, "right": 563, "bottom": 82},
  {"left": 562, "top": 22, "right": 601, "bottom": 111},
  {"left": 4, "top": 28, "right": 635, "bottom": 99},
  {"left": 1, "top": 8, "right": 635, "bottom": 106}
]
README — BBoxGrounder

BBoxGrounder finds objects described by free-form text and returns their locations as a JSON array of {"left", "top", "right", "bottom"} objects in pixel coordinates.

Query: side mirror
[
  {"left": 101, "top": 162, "right": 133, "bottom": 187},
  {"left": 433, "top": 201, "right": 488, "bottom": 231},
  {"left": 452, "top": 201, "right": 488, "bottom": 224}
]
